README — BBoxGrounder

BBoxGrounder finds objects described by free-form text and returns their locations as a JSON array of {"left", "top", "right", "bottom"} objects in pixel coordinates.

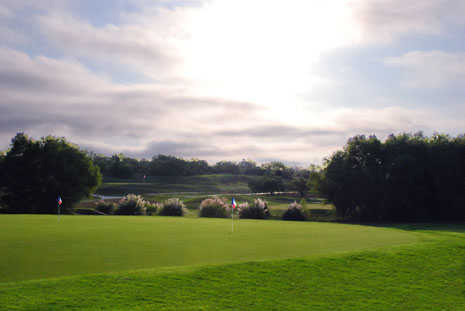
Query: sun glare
[{"left": 178, "top": 0, "right": 358, "bottom": 122}]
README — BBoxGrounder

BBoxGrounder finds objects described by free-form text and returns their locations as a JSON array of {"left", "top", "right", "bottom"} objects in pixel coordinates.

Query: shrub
[
  {"left": 95, "top": 201, "right": 116, "bottom": 215},
  {"left": 282, "top": 201, "right": 307, "bottom": 221},
  {"left": 239, "top": 198, "right": 270, "bottom": 219},
  {"left": 158, "top": 198, "right": 184, "bottom": 216},
  {"left": 146, "top": 202, "right": 161, "bottom": 216},
  {"left": 199, "top": 197, "right": 229, "bottom": 218},
  {"left": 114, "top": 194, "right": 147, "bottom": 215}
]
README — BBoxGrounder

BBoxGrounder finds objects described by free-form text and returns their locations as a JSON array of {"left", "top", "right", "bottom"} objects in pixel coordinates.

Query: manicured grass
[
  {"left": 1, "top": 226, "right": 464, "bottom": 310},
  {"left": 0, "top": 215, "right": 419, "bottom": 283},
  {"left": 98, "top": 174, "right": 260, "bottom": 195}
]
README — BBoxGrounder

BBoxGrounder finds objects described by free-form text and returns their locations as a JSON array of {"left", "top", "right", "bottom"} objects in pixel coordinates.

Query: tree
[
  {"left": 292, "top": 176, "right": 308, "bottom": 197},
  {"left": 262, "top": 161, "right": 292, "bottom": 178},
  {"left": 319, "top": 133, "right": 465, "bottom": 222},
  {"left": 248, "top": 176, "right": 284, "bottom": 195},
  {"left": 213, "top": 161, "right": 240, "bottom": 174},
  {"left": 0, "top": 133, "right": 102, "bottom": 214},
  {"left": 149, "top": 154, "right": 188, "bottom": 176}
]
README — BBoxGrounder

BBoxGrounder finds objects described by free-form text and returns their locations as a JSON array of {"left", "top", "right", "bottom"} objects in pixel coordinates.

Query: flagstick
[
  {"left": 57, "top": 203, "right": 60, "bottom": 222},
  {"left": 231, "top": 207, "right": 234, "bottom": 233}
]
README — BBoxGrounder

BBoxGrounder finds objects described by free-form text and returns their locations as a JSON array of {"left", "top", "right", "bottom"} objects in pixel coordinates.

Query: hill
[{"left": 97, "top": 174, "right": 261, "bottom": 196}]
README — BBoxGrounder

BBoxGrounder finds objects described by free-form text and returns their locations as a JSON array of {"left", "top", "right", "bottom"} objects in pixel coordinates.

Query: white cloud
[
  {"left": 0, "top": 5, "right": 13, "bottom": 18},
  {"left": 37, "top": 11, "right": 182, "bottom": 80},
  {"left": 2, "top": 1, "right": 465, "bottom": 164},
  {"left": 385, "top": 51, "right": 465, "bottom": 88},
  {"left": 0, "top": 44, "right": 460, "bottom": 164},
  {"left": 352, "top": 0, "right": 465, "bottom": 43},
  {"left": 36, "top": 1, "right": 361, "bottom": 121}
]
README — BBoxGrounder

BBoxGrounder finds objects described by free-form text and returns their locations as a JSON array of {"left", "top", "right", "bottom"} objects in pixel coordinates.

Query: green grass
[
  {"left": 98, "top": 174, "right": 260, "bottom": 195},
  {"left": 0, "top": 215, "right": 419, "bottom": 283},
  {"left": 2, "top": 216, "right": 464, "bottom": 310}
]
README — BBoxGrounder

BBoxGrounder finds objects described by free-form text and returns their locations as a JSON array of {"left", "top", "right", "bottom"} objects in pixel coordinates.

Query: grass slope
[
  {"left": 98, "top": 174, "right": 260, "bottom": 195},
  {"left": 1, "top": 232, "right": 464, "bottom": 310},
  {"left": 0, "top": 215, "right": 419, "bottom": 282}
]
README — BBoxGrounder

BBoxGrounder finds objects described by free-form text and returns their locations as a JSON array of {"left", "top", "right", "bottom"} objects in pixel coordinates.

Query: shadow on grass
[{"left": 349, "top": 222, "right": 465, "bottom": 235}]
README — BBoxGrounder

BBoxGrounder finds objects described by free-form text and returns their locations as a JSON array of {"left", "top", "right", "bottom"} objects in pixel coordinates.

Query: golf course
[{"left": 1, "top": 215, "right": 464, "bottom": 310}]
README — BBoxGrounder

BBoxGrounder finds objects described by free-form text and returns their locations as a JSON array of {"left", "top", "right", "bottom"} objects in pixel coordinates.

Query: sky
[{"left": 1, "top": 0, "right": 464, "bottom": 165}]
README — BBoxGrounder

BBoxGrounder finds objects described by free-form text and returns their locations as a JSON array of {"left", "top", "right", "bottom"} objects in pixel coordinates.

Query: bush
[
  {"left": 158, "top": 198, "right": 184, "bottom": 216},
  {"left": 282, "top": 201, "right": 307, "bottom": 221},
  {"left": 95, "top": 201, "right": 116, "bottom": 215},
  {"left": 199, "top": 197, "right": 229, "bottom": 218},
  {"left": 239, "top": 198, "right": 270, "bottom": 219},
  {"left": 114, "top": 194, "right": 147, "bottom": 215},
  {"left": 146, "top": 202, "right": 161, "bottom": 216}
]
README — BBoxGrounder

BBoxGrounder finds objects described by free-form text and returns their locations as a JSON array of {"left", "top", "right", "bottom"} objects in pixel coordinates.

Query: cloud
[
  {"left": 385, "top": 50, "right": 465, "bottom": 88},
  {"left": 2, "top": 0, "right": 465, "bottom": 165},
  {"left": 352, "top": 0, "right": 465, "bottom": 43},
  {"left": 36, "top": 8, "right": 192, "bottom": 80},
  {"left": 0, "top": 5, "right": 13, "bottom": 18},
  {"left": 0, "top": 47, "right": 265, "bottom": 160}
]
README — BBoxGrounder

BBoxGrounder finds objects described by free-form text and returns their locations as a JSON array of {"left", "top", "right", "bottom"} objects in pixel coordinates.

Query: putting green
[{"left": 0, "top": 215, "right": 420, "bottom": 282}]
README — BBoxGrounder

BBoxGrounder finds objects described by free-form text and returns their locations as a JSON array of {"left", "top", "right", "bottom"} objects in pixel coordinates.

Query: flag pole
[
  {"left": 231, "top": 206, "right": 234, "bottom": 233},
  {"left": 231, "top": 197, "right": 236, "bottom": 233},
  {"left": 57, "top": 196, "right": 62, "bottom": 222}
]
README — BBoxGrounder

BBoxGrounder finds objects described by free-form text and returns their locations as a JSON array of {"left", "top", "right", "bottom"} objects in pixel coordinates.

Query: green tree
[
  {"left": 0, "top": 133, "right": 102, "bottom": 214},
  {"left": 248, "top": 176, "right": 284, "bottom": 195},
  {"left": 292, "top": 176, "right": 308, "bottom": 197},
  {"left": 213, "top": 161, "right": 240, "bottom": 174},
  {"left": 319, "top": 133, "right": 465, "bottom": 222}
]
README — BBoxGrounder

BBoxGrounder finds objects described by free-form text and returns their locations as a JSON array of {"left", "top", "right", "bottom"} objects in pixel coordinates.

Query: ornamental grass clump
[
  {"left": 95, "top": 200, "right": 116, "bottom": 215},
  {"left": 199, "top": 197, "right": 229, "bottom": 218},
  {"left": 146, "top": 202, "right": 162, "bottom": 216},
  {"left": 239, "top": 198, "right": 270, "bottom": 219},
  {"left": 282, "top": 201, "right": 307, "bottom": 221},
  {"left": 158, "top": 198, "right": 184, "bottom": 216},
  {"left": 114, "top": 194, "right": 147, "bottom": 215}
]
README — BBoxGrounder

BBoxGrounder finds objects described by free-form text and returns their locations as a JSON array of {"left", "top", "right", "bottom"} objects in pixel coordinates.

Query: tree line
[
  {"left": 91, "top": 153, "right": 311, "bottom": 195},
  {"left": 3, "top": 131, "right": 465, "bottom": 222},
  {"left": 0, "top": 133, "right": 310, "bottom": 213},
  {"left": 90, "top": 153, "right": 302, "bottom": 179},
  {"left": 317, "top": 133, "right": 465, "bottom": 222}
]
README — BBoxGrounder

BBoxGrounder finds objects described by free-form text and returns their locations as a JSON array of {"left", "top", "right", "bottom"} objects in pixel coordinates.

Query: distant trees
[
  {"left": 89, "top": 153, "right": 311, "bottom": 190},
  {"left": 0, "top": 133, "right": 102, "bottom": 214},
  {"left": 318, "top": 133, "right": 465, "bottom": 222},
  {"left": 292, "top": 177, "right": 308, "bottom": 197},
  {"left": 248, "top": 176, "right": 285, "bottom": 194}
]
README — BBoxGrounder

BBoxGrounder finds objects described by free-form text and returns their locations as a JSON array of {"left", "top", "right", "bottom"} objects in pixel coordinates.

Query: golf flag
[
  {"left": 57, "top": 196, "right": 62, "bottom": 206},
  {"left": 231, "top": 197, "right": 237, "bottom": 209}
]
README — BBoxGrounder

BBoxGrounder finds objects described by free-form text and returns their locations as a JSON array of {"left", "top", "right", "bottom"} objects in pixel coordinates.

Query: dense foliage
[
  {"left": 199, "top": 197, "right": 229, "bottom": 218},
  {"left": 114, "top": 194, "right": 148, "bottom": 215},
  {"left": 239, "top": 198, "right": 270, "bottom": 219},
  {"left": 319, "top": 133, "right": 465, "bottom": 221},
  {"left": 282, "top": 201, "right": 307, "bottom": 221},
  {"left": 92, "top": 155, "right": 270, "bottom": 179},
  {"left": 0, "top": 133, "right": 101, "bottom": 214},
  {"left": 248, "top": 176, "right": 285, "bottom": 194},
  {"left": 158, "top": 198, "right": 184, "bottom": 216}
]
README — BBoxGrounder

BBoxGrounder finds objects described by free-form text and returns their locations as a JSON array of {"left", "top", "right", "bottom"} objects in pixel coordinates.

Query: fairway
[
  {"left": 98, "top": 174, "right": 258, "bottom": 195},
  {"left": 0, "top": 215, "right": 419, "bottom": 282}
]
